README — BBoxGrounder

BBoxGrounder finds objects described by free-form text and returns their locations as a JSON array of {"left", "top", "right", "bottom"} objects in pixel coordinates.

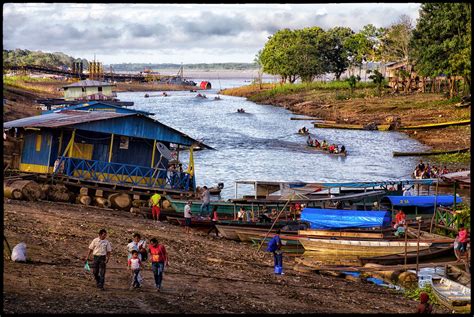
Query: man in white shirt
[{"left": 85, "top": 229, "right": 112, "bottom": 290}]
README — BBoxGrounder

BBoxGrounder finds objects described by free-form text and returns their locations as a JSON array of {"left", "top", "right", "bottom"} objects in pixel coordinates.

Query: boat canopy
[
  {"left": 381, "top": 195, "right": 462, "bottom": 208},
  {"left": 301, "top": 208, "right": 392, "bottom": 229}
]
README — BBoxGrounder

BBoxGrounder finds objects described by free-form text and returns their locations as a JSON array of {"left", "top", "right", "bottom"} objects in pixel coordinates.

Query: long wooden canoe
[
  {"left": 398, "top": 119, "right": 471, "bottom": 130},
  {"left": 313, "top": 122, "right": 391, "bottom": 131},
  {"left": 299, "top": 237, "right": 432, "bottom": 256},
  {"left": 393, "top": 147, "right": 470, "bottom": 157},
  {"left": 431, "top": 277, "right": 471, "bottom": 313},
  {"left": 358, "top": 243, "right": 454, "bottom": 265},
  {"left": 306, "top": 146, "right": 348, "bottom": 156},
  {"left": 215, "top": 222, "right": 299, "bottom": 240}
]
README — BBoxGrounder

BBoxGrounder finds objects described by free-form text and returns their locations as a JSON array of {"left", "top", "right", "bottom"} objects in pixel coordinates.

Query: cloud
[{"left": 3, "top": 3, "right": 422, "bottom": 63}]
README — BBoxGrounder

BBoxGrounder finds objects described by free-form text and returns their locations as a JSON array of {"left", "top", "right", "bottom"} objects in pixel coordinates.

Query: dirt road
[{"left": 3, "top": 199, "right": 451, "bottom": 314}]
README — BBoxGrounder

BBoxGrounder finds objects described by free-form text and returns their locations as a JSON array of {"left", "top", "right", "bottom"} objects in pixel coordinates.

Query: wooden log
[
  {"left": 108, "top": 192, "right": 132, "bottom": 210},
  {"left": 80, "top": 187, "right": 89, "bottom": 196},
  {"left": 132, "top": 199, "right": 147, "bottom": 208},
  {"left": 94, "top": 196, "right": 111, "bottom": 208},
  {"left": 133, "top": 194, "right": 141, "bottom": 200},
  {"left": 49, "top": 191, "right": 71, "bottom": 202},
  {"left": 6, "top": 180, "right": 42, "bottom": 201},
  {"left": 162, "top": 199, "right": 171, "bottom": 209},
  {"left": 95, "top": 189, "right": 104, "bottom": 197},
  {"left": 76, "top": 194, "right": 91, "bottom": 206},
  {"left": 4, "top": 186, "right": 23, "bottom": 200}
]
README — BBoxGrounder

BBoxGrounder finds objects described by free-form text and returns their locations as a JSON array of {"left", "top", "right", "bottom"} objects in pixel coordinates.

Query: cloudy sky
[{"left": 3, "top": 3, "right": 421, "bottom": 65}]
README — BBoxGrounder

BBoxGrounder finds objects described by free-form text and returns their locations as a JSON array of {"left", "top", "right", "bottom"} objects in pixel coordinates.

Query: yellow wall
[{"left": 19, "top": 163, "right": 53, "bottom": 174}]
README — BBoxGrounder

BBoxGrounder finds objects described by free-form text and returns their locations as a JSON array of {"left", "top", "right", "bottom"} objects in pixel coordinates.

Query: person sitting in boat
[
  {"left": 340, "top": 145, "right": 346, "bottom": 153},
  {"left": 321, "top": 140, "right": 328, "bottom": 150},
  {"left": 313, "top": 139, "right": 320, "bottom": 148},
  {"left": 162, "top": 92, "right": 168, "bottom": 97},
  {"left": 328, "top": 144, "right": 335, "bottom": 153},
  {"left": 333, "top": 145, "right": 339, "bottom": 154},
  {"left": 441, "top": 166, "right": 449, "bottom": 175},
  {"left": 393, "top": 210, "right": 406, "bottom": 229},
  {"left": 306, "top": 135, "right": 313, "bottom": 146},
  {"left": 237, "top": 207, "right": 245, "bottom": 222}
]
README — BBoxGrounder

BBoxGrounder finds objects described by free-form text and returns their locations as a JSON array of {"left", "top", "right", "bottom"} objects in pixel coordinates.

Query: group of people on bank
[
  {"left": 413, "top": 160, "right": 451, "bottom": 179},
  {"left": 85, "top": 230, "right": 168, "bottom": 291}
]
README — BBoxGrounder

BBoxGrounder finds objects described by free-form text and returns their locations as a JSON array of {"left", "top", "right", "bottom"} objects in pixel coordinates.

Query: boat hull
[
  {"left": 299, "top": 237, "right": 431, "bottom": 256},
  {"left": 431, "top": 277, "right": 471, "bottom": 313}
]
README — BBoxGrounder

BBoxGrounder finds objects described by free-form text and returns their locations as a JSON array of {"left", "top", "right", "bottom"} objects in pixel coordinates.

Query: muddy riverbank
[{"left": 3, "top": 199, "right": 451, "bottom": 314}]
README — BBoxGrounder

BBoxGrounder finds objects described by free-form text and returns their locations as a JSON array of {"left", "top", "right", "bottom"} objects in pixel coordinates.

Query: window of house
[{"left": 98, "top": 87, "right": 103, "bottom": 92}]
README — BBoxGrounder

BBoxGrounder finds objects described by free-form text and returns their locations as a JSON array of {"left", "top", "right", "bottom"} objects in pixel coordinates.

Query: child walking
[{"left": 128, "top": 250, "right": 143, "bottom": 289}]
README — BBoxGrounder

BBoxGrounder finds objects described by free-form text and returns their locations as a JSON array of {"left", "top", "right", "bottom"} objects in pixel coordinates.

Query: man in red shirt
[
  {"left": 394, "top": 210, "right": 406, "bottom": 229},
  {"left": 148, "top": 238, "right": 169, "bottom": 291}
]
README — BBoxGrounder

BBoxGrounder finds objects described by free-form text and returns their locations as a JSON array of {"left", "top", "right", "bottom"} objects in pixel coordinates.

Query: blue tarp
[
  {"left": 381, "top": 195, "right": 462, "bottom": 208},
  {"left": 301, "top": 208, "right": 392, "bottom": 229}
]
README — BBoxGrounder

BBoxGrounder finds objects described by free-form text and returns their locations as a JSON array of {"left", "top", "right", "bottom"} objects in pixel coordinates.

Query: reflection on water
[{"left": 119, "top": 81, "right": 429, "bottom": 199}]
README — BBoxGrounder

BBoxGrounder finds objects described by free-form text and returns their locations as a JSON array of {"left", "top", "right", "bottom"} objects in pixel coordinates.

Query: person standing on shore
[
  {"left": 184, "top": 201, "right": 192, "bottom": 234},
  {"left": 200, "top": 186, "right": 210, "bottom": 217},
  {"left": 128, "top": 250, "right": 143, "bottom": 289},
  {"left": 416, "top": 292, "right": 433, "bottom": 313},
  {"left": 454, "top": 224, "right": 469, "bottom": 262},
  {"left": 266, "top": 229, "right": 284, "bottom": 275},
  {"left": 150, "top": 192, "right": 162, "bottom": 223},
  {"left": 207, "top": 205, "right": 219, "bottom": 237},
  {"left": 148, "top": 238, "right": 169, "bottom": 291},
  {"left": 85, "top": 229, "right": 112, "bottom": 290}
]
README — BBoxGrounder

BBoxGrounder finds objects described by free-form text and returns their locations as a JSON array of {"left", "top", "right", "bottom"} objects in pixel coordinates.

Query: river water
[{"left": 118, "top": 79, "right": 429, "bottom": 199}]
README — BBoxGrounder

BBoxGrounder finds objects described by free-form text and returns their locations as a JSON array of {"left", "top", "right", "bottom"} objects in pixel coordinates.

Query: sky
[{"left": 3, "top": 3, "right": 422, "bottom": 65}]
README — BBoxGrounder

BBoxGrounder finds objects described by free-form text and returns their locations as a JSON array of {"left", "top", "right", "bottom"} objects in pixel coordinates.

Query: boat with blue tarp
[{"left": 380, "top": 195, "right": 462, "bottom": 218}]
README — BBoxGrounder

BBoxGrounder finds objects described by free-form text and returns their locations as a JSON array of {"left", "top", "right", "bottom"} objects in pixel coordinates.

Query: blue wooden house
[{"left": 4, "top": 110, "right": 207, "bottom": 192}]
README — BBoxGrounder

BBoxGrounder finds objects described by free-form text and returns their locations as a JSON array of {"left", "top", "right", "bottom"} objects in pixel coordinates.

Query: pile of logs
[
  {"left": 4, "top": 179, "right": 42, "bottom": 201},
  {"left": 455, "top": 94, "right": 471, "bottom": 108}
]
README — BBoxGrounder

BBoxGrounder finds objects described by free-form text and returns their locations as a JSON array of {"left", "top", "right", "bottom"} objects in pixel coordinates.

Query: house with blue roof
[{"left": 4, "top": 110, "right": 209, "bottom": 193}]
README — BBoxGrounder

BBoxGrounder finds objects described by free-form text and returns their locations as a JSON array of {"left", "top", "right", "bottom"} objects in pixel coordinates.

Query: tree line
[
  {"left": 256, "top": 3, "right": 471, "bottom": 96},
  {"left": 3, "top": 49, "right": 88, "bottom": 71}
]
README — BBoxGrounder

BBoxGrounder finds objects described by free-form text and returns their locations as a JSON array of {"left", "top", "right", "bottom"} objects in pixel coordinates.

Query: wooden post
[
  {"left": 416, "top": 219, "right": 421, "bottom": 276},
  {"left": 151, "top": 140, "right": 157, "bottom": 167},
  {"left": 430, "top": 177, "right": 439, "bottom": 233},
  {"left": 68, "top": 129, "right": 76, "bottom": 157},
  {"left": 57, "top": 130, "right": 63, "bottom": 156},
  {"left": 108, "top": 133, "right": 114, "bottom": 163},
  {"left": 404, "top": 223, "right": 408, "bottom": 270}
]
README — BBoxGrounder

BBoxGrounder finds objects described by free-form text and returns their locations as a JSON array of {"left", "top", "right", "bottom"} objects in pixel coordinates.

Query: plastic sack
[
  {"left": 11, "top": 242, "right": 27, "bottom": 262},
  {"left": 84, "top": 261, "right": 91, "bottom": 272}
]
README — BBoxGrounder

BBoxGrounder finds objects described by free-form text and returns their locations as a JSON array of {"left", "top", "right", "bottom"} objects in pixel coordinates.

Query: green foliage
[
  {"left": 404, "top": 284, "right": 439, "bottom": 305},
  {"left": 430, "top": 152, "right": 470, "bottom": 164},
  {"left": 367, "top": 70, "right": 385, "bottom": 95},
  {"left": 346, "top": 75, "right": 361, "bottom": 93},
  {"left": 453, "top": 204, "right": 470, "bottom": 229},
  {"left": 410, "top": 3, "right": 471, "bottom": 89},
  {"left": 110, "top": 62, "right": 259, "bottom": 72},
  {"left": 3, "top": 49, "right": 87, "bottom": 70},
  {"left": 379, "top": 15, "right": 414, "bottom": 63}
]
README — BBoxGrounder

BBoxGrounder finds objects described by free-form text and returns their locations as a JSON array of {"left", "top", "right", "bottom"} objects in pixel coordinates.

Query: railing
[{"left": 53, "top": 156, "right": 194, "bottom": 191}]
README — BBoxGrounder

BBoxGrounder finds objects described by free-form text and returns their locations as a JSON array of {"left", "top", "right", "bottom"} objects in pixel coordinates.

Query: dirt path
[{"left": 3, "top": 199, "right": 451, "bottom": 314}]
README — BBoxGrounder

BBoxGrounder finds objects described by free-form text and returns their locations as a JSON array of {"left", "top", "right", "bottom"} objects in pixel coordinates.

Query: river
[{"left": 118, "top": 79, "right": 429, "bottom": 199}]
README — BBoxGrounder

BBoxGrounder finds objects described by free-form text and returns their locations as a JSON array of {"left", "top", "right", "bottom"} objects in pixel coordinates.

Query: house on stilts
[{"left": 3, "top": 109, "right": 209, "bottom": 194}]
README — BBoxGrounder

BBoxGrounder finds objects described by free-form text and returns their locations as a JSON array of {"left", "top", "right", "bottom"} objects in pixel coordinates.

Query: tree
[
  {"left": 346, "top": 75, "right": 361, "bottom": 94},
  {"left": 379, "top": 15, "right": 414, "bottom": 63},
  {"left": 410, "top": 3, "right": 471, "bottom": 97},
  {"left": 326, "top": 27, "right": 354, "bottom": 80},
  {"left": 257, "top": 28, "right": 300, "bottom": 83}
]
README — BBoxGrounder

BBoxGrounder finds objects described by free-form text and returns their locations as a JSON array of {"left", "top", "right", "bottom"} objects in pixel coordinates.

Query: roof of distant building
[{"left": 63, "top": 80, "right": 115, "bottom": 88}]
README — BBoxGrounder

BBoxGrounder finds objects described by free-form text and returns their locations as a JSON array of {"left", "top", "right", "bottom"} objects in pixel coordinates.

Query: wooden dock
[
  {"left": 393, "top": 147, "right": 470, "bottom": 157},
  {"left": 398, "top": 119, "right": 471, "bottom": 130}
]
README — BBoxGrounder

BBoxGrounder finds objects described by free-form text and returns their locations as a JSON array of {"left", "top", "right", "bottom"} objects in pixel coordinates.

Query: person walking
[
  {"left": 455, "top": 223, "right": 469, "bottom": 263},
  {"left": 184, "top": 201, "right": 192, "bottom": 234},
  {"left": 148, "top": 238, "right": 169, "bottom": 291},
  {"left": 128, "top": 250, "right": 143, "bottom": 289},
  {"left": 85, "top": 229, "right": 112, "bottom": 290},
  {"left": 200, "top": 186, "right": 211, "bottom": 217},
  {"left": 127, "top": 233, "right": 147, "bottom": 262},
  {"left": 266, "top": 229, "right": 284, "bottom": 275},
  {"left": 150, "top": 192, "right": 162, "bottom": 222}
]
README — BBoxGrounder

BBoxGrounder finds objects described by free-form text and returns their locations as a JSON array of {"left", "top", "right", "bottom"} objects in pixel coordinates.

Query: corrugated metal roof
[
  {"left": 4, "top": 110, "right": 208, "bottom": 147},
  {"left": 63, "top": 80, "right": 115, "bottom": 88},
  {"left": 41, "top": 101, "right": 154, "bottom": 116},
  {"left": 4, "top": 110, "right": 131, "bottom": 128}
]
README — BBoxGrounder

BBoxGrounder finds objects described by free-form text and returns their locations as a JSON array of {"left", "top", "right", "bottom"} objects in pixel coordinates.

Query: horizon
[{"left": 3, "top": 3, "right": 421, "bottom": 64}]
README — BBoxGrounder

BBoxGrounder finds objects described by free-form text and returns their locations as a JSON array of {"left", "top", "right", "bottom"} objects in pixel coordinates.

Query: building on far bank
[{"left": 63, "top": 80, "right": 117, "bottom": 101}]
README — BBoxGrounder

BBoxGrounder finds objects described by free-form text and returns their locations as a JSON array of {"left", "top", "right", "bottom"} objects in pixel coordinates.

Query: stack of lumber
[{"left": 4, "top": 179, "right": 42, "bottom": 201}]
